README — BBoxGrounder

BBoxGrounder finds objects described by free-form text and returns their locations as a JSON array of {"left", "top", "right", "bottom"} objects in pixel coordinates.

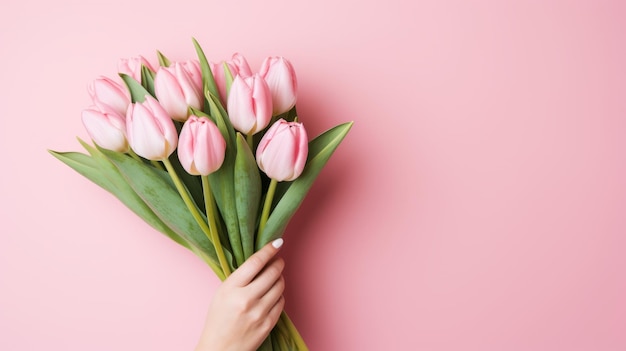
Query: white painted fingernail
[{"left": 272, "top": 238, "right": 284, "bottom": 249}]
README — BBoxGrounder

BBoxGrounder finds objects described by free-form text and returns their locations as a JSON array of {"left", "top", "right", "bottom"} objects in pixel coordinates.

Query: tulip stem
[
  {"left": 127, "top": 149, "right": 142, "bottom": 162},
  {"left": 246, "top": 133, "right": 254, "bottom": 150},
  {"left": 151, "top": 160, "right": 165, "bottom": 171},
  {"left": 161, "top": 158, "right": 229, "bottom": 277},
  {"left": 201, "top": 175, "right": 231, "bottom": 277},
  {"left": 258, "top": 178, "right": 278, "bottom": 237},
  {"left": 279, "top": 312, "right": 308, "bottom": 350}
]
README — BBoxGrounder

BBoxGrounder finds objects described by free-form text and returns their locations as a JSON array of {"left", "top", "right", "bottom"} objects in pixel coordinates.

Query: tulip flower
[
  {"left": 256, "top": 119, "right": 308, "bottom": 182},
  {"left": 154, "top": 60, "right": 204, "bottom": 122},
  {"left": 176, "top": 115, "right": 229, "bottom": 276},
  {"left": 255, "top": 118, "right": 308, "bottom": 238},
  {"left": 210, "top": 53, "right": 253, "bottom": 105},
  {"left": 118, "top": 55, "right": 155, "bottom": 81},
  {"left": 259, "top": 56, "right": 297, "bottom": 116},
  {"left": 126, "top": 96, "right": 178, "bottom": 160},
  {"left": 227, "top": 74, "right": 272, "bottom": 136},
  {"left": 178, "top": 116, "right": 226, "bottom": 176},
  {"left": 88, "top": 76, "right": 131, "bottom": 118},
  {"left": 81, "top": 106, "right": 128, "bottom": 153}
]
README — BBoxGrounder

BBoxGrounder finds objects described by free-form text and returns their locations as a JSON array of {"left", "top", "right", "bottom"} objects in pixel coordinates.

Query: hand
[{"left": 195, "top": 238, "right": 286, "bottom": 351}]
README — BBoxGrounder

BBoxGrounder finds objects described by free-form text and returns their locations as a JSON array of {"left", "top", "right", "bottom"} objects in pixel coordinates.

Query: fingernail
[{"left": 272, "top": 238, "right": 284, "bottom": 249}]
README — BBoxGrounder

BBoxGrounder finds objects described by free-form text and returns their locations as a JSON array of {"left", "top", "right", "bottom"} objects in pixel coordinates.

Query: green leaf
[
  {"left": 192, "top": 37, "right": 219, "bottom": 106},
  {"left": 256, "top": 121, "right": 354, "bottom": 249},
  {"left": 100, "top": 148, "right": 230, "bottom": 276},
  {"left": 223, "top": 62, "right": 234, "bottom": 102},
  {"left": 120, "top": 73, "right": 152, "bottom": 103},
  {"left": 48, "top": 145, "right": 192, "bottom": 251},
  {"left": 141, "top": 65, "right": 155, "bottom": 96},
  {"left": 157, "top": 50, "right": 171, "bottom": 67},
  {"left": 207, "top": 92, "right": 236, "bottom": 151},
  {"left": 208, "top": 149, "right": 244, "bottom": 267},
  {"left": 203, "top": 92, "right": 244, "bottom": 265},
  {"left": 234, "top": 133, "right": 262, "bottom": 260},
  {"left": 49, "top": 149, "right": 117, "bottom": 193}
]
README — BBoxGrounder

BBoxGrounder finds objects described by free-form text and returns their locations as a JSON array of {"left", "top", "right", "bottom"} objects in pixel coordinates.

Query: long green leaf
[
  {"left": 120, "top": 73, "right": 152, "bottom": 103},
  {"left": 192, "top": 38, "right": 219, "bottom": 104},
  {"left": 256, "top": 121, "right": 353, "bottom": 249},
  {"left": 49, "top": 147, "right": 192, "bottom": 250},
  {"left": 156, "top": 50, "right": 171, "bottom": 67},
  {"left": 234, "top": 134, "right": 262, "bottom": 260},
  {"left": 205, "top": 92, "right": 244, "bottom": 266},
  {"left": 101, "top": 148, "right": 231, "bottom": 276},
  {"left": 49, "top": 150, "right": 116, "bottom": 194},
  {"left": 141, "top": 65, "right": 155, "bottom": 96}
]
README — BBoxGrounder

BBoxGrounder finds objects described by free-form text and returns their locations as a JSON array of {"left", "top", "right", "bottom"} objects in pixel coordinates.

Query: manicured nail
[{"left": 272, "top": 238, "right": 284, "bottom": 249}]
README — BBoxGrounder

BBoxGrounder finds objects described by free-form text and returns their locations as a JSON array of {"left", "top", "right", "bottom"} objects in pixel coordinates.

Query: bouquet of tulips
[{"left": 49, "top": 38, "right": 352, "bottom": 350}]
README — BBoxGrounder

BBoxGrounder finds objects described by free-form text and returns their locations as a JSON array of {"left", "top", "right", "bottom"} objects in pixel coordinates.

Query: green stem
[
  {"left": 246, "top": 133, "right": 254, "bottom": 150},
  {"left": 161, "top": 158, "right": 227, "bottom": 277},
  {"left": 151, "top": 160, "right": 165, "bottom": 171},
  {"left": 258, "top": 178, "right": 278, "bottom": 237},
  {"left": 201, "top": 175, "right": 231, "bottom": 276},
  {"left": 279, "top": 312, "right": 308, "bottom": 350},
  {"left": 127, "top": 148, "right": 142, "bottom": 162}
]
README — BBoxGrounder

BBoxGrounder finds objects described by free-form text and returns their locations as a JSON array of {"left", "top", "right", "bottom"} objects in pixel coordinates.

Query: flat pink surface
[{"left": 2, "top": 0, "right": 625, "bottom": 350}]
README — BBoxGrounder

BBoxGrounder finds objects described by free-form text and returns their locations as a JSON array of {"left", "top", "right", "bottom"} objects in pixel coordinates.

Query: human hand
[{"left": 195, "top": 238, "right": 286, "bottom": 351}]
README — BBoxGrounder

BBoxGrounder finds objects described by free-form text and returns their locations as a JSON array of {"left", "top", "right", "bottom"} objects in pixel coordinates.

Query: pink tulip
[
  {"left": 88, "top": 76, "right": 131, "bottom": 118},
  {"left": 256, "top": 119, "right": 308, "bottom": 181},
  {"left": 178, "top": 116, "right": 226, "bottom": 175},
  {"left": 210, "top": 53, "right": 253, "bottom": 105},
  {"left": 154, "top": 60, "right": 204, "bottom": 122},
  {"left": 227, "top": 74, "right": 272, "bottom": 135},
  {"left": 126, "top": 96, "right": 178, "bottom": 160},
  {"left": 118, "top": 56, "right": 155, "bottom": 81},
  {"left": 81, "top": 106, "right": 128, "bottom": 153},
  {"left": 259, "top": 57, "right": 297, "bottom": 116}
]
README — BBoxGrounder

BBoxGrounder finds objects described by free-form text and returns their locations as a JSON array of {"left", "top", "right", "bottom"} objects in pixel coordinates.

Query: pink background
[{"left": 1, "top": 0, "right": 625, "bottom": 350}]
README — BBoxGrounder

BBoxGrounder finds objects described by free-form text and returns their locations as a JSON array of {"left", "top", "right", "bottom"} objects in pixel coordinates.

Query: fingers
[
  {"left": 265, "top": 295, "right": 285, "bottom": 330},
  {"left": 228, "top": 238, "right": 284, "bottom": 287},
  {"left": 259, "top": 275, "right": 285, "bottom": 310},
  {"left": 248, "top": 257, "right": 284, "bottom": 298}
]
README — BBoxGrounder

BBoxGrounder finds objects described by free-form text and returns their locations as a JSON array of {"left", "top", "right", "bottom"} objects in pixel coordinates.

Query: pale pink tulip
[
  {"left": 88, "top": 76, "right": 131, "bottom": 117},
  {"left": 178, "top": 116, "right": 226, "bottom": 175},
  {"left": 154, "top": 61, "right": 204, "bottom": 122},
  {"left": 227, "top": 74, "right": 272, "bottom": 135},
  {"left": 118, "top": 56, "right": 155, "bottom": 81},
  {"left": 210, "top": 53, "right": 253, "bottom": 105},
  {"left": 82, "top": 106, "right": 128, "bottom": 152},
  {"left": 126, "top": 96, "right": 178, "bottom": 160},
  {"left": 259, "top": 57, "right": 297, "bottom": 116},
  {"left": 256, "top": 119, "right": 308, "bottom": 181}
]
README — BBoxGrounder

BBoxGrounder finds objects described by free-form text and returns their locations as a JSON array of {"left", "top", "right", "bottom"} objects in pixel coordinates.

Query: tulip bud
[
  {"left": 126, "top": 96, "right": 178, "bottom": 160},
  {"left": 178, "top": 116, "right": 226, "bottom": 175},
  {"left": 154, "top": 60, "right": 204, "bottom": 122},
  {"left": 88, "top": 76, "right": 131, "bottom": 118},
  {"left": 81, "top": 106, "right": 128, "bottom": 153},
  {"left": 118, "top": 55, "right": 155, "bottom": 82},
  {"left": 259, "top": 57, "right": 297, "bottom": 116},
  {"left": 210, "top": 53, "right": 253, "bottom": 105},
  {"left": 256, "top": 119, "right": 308, "bottom": 181},
  {"left": 227, "top": 74, "right": 273, "bottom": 135}
]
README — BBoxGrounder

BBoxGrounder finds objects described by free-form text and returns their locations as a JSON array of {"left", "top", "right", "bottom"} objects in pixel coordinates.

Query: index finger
[{"left": 228, "top": 238, "right": 284, "bottom": 287}]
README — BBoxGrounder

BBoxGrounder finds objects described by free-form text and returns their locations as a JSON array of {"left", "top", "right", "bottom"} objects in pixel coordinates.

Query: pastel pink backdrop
[{"left": 1, "top": 0, "right": 625, "bottom": 350}]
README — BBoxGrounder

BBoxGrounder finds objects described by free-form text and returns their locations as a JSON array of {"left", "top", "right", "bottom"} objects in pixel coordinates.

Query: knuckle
[
  {"left": 249, "top": 308, "right": 264, "bottom": 323},
  {"left": 234, "top": 296, "right": 253, "bottom": 313},
  {"left": 276, "top": 276, "right": 286, "bottom": 292},
  {"left": 247, "top": 255, "right": 265, "bottom": 271}
]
